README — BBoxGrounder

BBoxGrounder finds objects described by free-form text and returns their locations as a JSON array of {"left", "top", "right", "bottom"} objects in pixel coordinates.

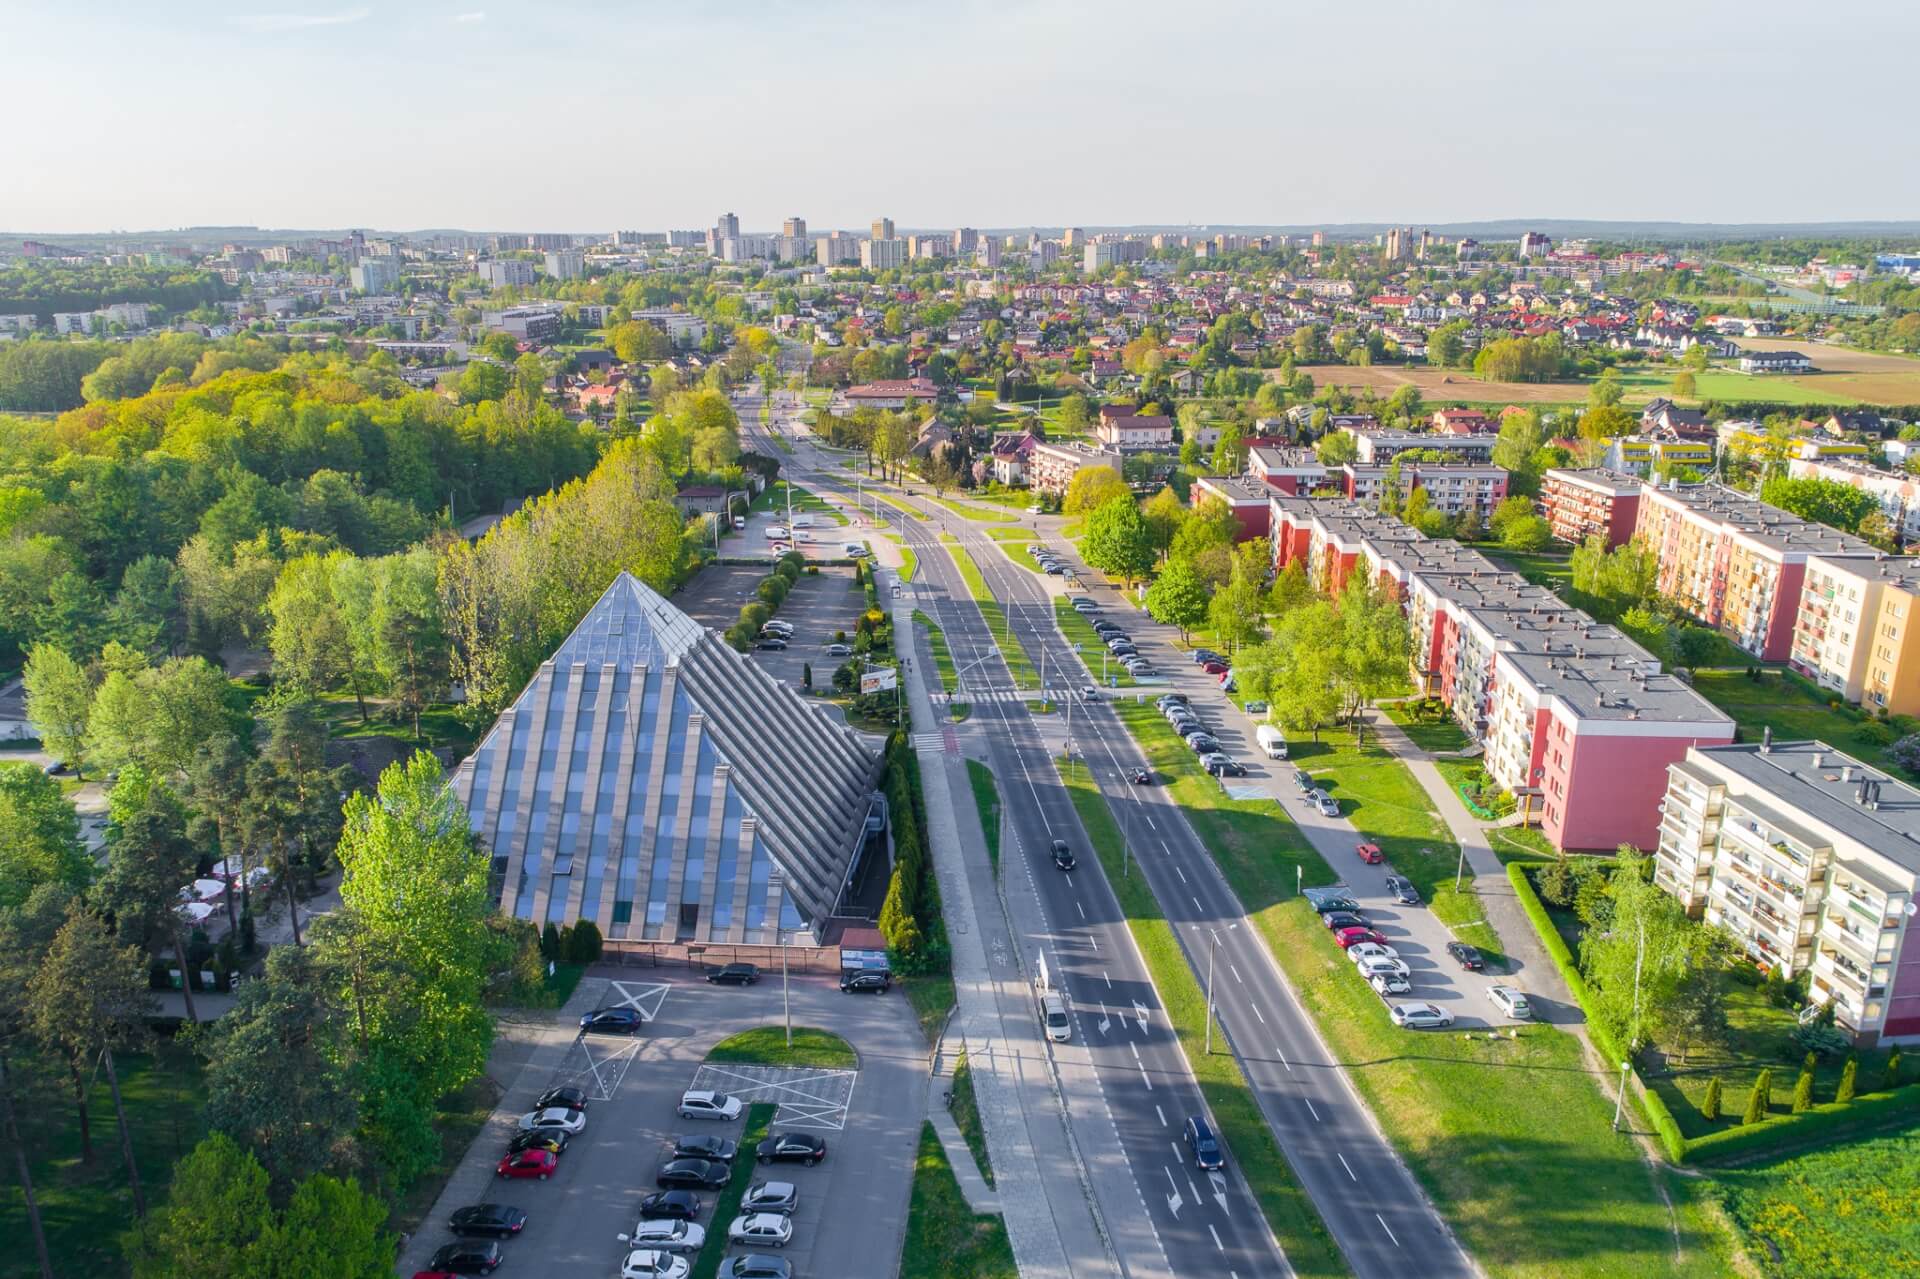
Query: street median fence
[{"left": 1505, "top": 861, "right": 1920, "bottom": 1165}]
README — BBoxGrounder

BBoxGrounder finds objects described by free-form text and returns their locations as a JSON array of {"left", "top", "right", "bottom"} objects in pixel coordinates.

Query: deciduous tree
[
  {"left": 1081, "top": 496, "right": 1156, "bottom": 586},
  {"left": 1144, "top": 557, "right": 1210, "bottom": 640}
]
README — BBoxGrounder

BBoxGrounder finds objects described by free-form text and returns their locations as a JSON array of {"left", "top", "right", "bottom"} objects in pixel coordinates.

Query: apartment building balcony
[
  {"left": 1813, "top": 946, "right": 1872, "bottom": 998},
  {"left": 1819, "top": 913, "right": 1879, "bottom": 967}
]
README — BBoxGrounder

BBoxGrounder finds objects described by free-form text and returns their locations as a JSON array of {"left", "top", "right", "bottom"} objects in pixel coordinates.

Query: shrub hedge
[{"left": 1684, "top": 1086, "right": 1920, "bottom": 1165}]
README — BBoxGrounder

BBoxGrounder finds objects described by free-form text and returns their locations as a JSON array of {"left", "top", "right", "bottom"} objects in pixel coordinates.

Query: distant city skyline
[{"left": 6, "top": 0, "right": 1919, "bottom": 232}]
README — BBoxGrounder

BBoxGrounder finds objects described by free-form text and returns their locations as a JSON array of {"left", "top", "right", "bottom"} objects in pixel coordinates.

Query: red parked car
[
  {"left": 1335, "top": 927, "right": 1388, "bottom": 949},
  {"left": 495, "top": 1148, "right": 556, "bottom": 1181},
  {"left": 1354, "top": 842, "right": 1383, "bottom": 865},
  {"left": 1202, "top": 661, "right": 1229, "bottom": 676}
]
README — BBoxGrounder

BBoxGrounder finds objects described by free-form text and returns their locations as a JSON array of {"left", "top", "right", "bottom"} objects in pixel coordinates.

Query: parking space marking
[
  {"left": 606, "top": 980, "right": 672, "bottom": 1021},
  {"left": 548, "top": 1033, "right": 645, "bottom": 1102},
  {"left": 687, "top": 1063, "right": 860, "bottom": 1131}
]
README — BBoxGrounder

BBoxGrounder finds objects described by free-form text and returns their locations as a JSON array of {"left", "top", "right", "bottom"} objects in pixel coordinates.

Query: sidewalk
[{"left": 894, "top": 588, "right": 1116, "bottom": 1279}]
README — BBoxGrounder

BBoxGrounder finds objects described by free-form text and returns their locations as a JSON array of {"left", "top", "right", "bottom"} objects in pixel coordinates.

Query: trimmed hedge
[{"left": 1683, "top": 1085, "right": 1920, "bottom": 1165}]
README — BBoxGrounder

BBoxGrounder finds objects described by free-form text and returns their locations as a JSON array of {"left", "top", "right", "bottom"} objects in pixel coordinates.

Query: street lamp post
[
  {"left": 1204, "top": 924, "right": 1237, "bottom": 1055},
  {"left": 769, "top": 870, "right": 791, "bottom": 1050},
  {"left": 1612, "top": 1059, "right": 1631, "bottom": 1131}
]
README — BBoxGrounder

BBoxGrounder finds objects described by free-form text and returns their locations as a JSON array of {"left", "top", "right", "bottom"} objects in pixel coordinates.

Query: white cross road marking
[
  {"left": 549, "top": 1033, "right": 644, "bottom": 1102},
  {"left": 687, "top": 1064, "right": 859, "bottom": 1131},
  {"left": 606, "top": 980, "right": 671, "bottom": 1020}
]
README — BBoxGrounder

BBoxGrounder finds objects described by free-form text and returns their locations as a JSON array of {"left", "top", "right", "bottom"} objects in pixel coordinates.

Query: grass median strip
[
  {"left": 929, "top": 494, "right": 1017, "bottom": 522},
  {"left": 900, "top": 1121, "right": 1017, "bottom": 1279},
  {"left": 966, "top": 758, "right": 1002, "bottom": 871},
  {"left": 913, "top": 609, "right": 958, "bottom": 693},
  {"left": 873, "top": 489, "right": 931, "bottom": 520},
  {"left": 949, "top": 1050, "right": 994, "bottom": 1187},
  {"left": 945, "top": 541, "right": 1039, "bottom": 689},
  {"left": 1059, "top": 763, "right": 1347, "bottom": 1278},
  {"left": 705, "top": 1025, "right": 858, "bottom": 1070},
  {"left": 1052, "top": 598, "right": 1135, "bottom": 687},
  {"left": 688, "top": 1101, "right": 776, "bottom": 1279}
]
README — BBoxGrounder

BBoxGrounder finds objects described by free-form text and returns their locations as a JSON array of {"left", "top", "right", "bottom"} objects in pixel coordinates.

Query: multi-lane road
[{"left": 738, "top": 371, "right": 1474, "bottom": 1279}]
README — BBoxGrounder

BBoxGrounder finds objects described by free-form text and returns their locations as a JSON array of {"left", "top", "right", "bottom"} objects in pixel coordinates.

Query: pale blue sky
[{"left": 7, "top": 0, "right": 1918, "bottom": 233}]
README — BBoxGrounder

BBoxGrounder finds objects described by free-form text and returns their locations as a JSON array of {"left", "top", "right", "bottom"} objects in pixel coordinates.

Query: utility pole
[{"left": 1205, "top": 933, "right": 1219, "bottom": 1055}]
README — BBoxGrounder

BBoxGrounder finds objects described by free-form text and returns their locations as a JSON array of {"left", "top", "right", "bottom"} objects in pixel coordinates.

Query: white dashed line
[
  {"left": 1076, "top": 900, "right": 1085, "bottom": 920},
  {"left": 1376, "top": 1213, "right": 1401, "bottom": 1247},
  {"left": 1251, "top": 1004, "right": 1266, "bottom": 1025},
  {"left": 1304, "top": 1097, "right": 1320, "bottom": 1121},
  {"left": 1156, "top": 1104, "right": 1167, "bottom": 1127},
  {"left": 1209, "top": 1224, "right": 1224, "bottom": 1252},
  {"left": 1230, "top": 964, "right": 1244, "bottom": 985},
  {"left": 1103, "top": 969, "right": 1112, "bottom": 989},
  {"left": 1338, "top": 1152, "right": 1357, "bottom": 1181},
  {"left": 1175, "top": 865, "right": 1188, "bottom": 885}
]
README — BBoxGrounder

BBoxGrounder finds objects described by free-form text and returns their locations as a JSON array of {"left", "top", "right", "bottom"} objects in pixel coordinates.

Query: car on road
[
  {"left": 768, "top": 541, "right": 792, "bottom": 553},
  {"left": 425, "top": 1241, "right": 503, "bottom": 1275},
  {"left": 448, "top": 1204, "right": 527, "bottom": 1239},
  {"left": 1335, "top": 926, "right": 1388, "bottom": 949},
  {"left": 495, "top": 1149, "right": 556, "bottom": 1181},
  {"left": 1182, "top": 1116, "right": 1225, "bottom": 1171},
  {"left": 845, "top": 544, "right": 870, "bottom": 558},
  {"left": 1357, "top": 955, "right": 1412, "bottom": 980},
  {"left": 706, "top": 964, "right": 761, "bottom": 986},
  {"left": 1154, "top": 692, "right": 1186, "bottom": 707},
  {"left": 672, "top": 1134, "right": 738, "bottom": 1162},
  {"left": 517, "top": 1107, "right": 586, "bottom": 1135},
  {"left": 757, "top": 1133, "right": 827, "bottom": 1165},
  {"left": 1050, "top": 839, "right": 1076, "bottom": 871},
  {"left": 624, "top": 1219, "right": 706, "bottom": 1254},
  {"left": 580, "top": 1007, "right": 645, "bottom": 1035},
  {"left": 1445, "top": 941, "right": 1485, "bottom": 971},
  {"left": 720, "top": 1257, "right": 792, "bottom": 1279},
  {"left": 1385, "top": 875, "right": 1421, "bottom": 905},
  {"left": 742, "top": 1181, "right": 798, "bottom": 1215},
  {"left": 1391, "top": 1002, "right": 1456, "bottom": 1030},
  {"left": 1072, "top": 600, "right": 1098, "bottom": 613},
  {"left": 656, "top": 1158, "right": 731, "bottom": 1190},
  {"left": 637, "top": 1190, "right": 702, "bottom": 1221},
  {"left": 533, "top": 1085, "right": 587, "bottom": 1112},
  {"left": 1487, "top": 985, "right": 1533, "bottom": 1020},
  {"left": 1186, "top": 736, "right": 1221, "bottom": 755},
  {"left": 1191, "top": 649, "right": 1222, "bottom": 665},
  {"left": 824, "top": 642, "right": 852, "bottom": 656},
  {"left": 619, "top": 1251, "right": 691, "bottom": 1279},
  {"left": 1347, "top": 943, "right": 1401, "bottom": 966},
  {"left": 1369, "top": 967, "right": 1413, "bottom": 996},
  {"left": 728, "top": 1213, "right": 795, "bottom": 1248},
  {"left": 1322, "top": 910, "right": 1371, "bottom": 932},
  {"left": 1292, "top": 769, "right": 1314, "bottom": 791},
  {"left": 1129, "top": 767, "right": 1153, "bottom": 784},
  {"left": 839, "top": 968, "right": 891, "bottom": 993},
  {"left": 1314, "top": 793, "right": 1341, "bottom": 817},
  {"left": 677, "top": 1091, "right": 744, "bottom": 1121},
  {"left": 1354, "top": 842, "right": 1384, "bottom": 865},
  {"left": 506, "top": 1128, "right": 569, "bottom": 1156},
  {"left": 754, "top": 638, "right": 788, "bottom": 651},
  {"left": 1045, "top": 563, "right": 1067, "bottom": 574}
]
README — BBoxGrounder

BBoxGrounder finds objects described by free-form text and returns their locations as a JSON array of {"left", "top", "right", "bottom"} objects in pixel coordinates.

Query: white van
[{"left": 1255, "top": 725, "right": 1289, "bottom": 760}]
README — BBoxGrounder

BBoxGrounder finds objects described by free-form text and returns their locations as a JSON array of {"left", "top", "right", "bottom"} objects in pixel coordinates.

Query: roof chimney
[
  {"left": 1841, "top": 764, "right": 1854, "bottom": 783},
  {"left": 1811, "top": 752, "right": 1822, "bottom": 770}
]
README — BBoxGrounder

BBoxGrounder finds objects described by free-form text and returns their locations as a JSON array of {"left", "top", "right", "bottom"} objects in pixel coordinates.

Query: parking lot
[
  {"left": 674, "top": 560, "right": 870, "bottom": 694},
  {"left": 398, "top": 969, "right": 925, "bottom": 1278}
]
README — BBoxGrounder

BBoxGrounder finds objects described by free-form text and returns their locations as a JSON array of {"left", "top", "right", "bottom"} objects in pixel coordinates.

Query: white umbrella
[
  {"left": 191, "top": 878, "right": 228, "bottom": 901},
  {"left": 177, "top": 901, "right": 216, "bottom": 923}
]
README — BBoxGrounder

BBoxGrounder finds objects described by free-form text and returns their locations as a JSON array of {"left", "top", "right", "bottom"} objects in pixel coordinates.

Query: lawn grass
[
  {"left": 948, "top": 1051, "right": 994, "bottom": 1187},
  {"left": 1707, "top": 1124, "right": 1916, "bottom": 1278},
  {"left": 989, "top": 530, "right": 1047, "bottom": 574},
  {"left": 1284, "top": 722, "right": 1461, "bottom": 896},
  {"left": 498, "top": 961, "right": 586, "bottom": 1009},
  {"left": 945, "top": 542, "right": 1040, "bottom": 690},
  {"left": 1489, "top": 825, "right": 1559, "bottom": 864},
  {"left": 966, "top": 758, "right": 1002, "bottom": 872},
  {"left": 900, "top": 1122, "right": 1017, "bottom": 1279},
  {"left": 903, "top": 971, "right": 957, "bottom": 1047},
  {"left": 0, "top": 1044, "right": 208, "bottom": 1279},
  {"left": 705, "top": 1025, "right": 858, "bottom": 1070},
  {"left": 1053, "top": 598, "right": 1135, "bottom": 687},
  {"left": 888, "top": 536, "right": 919, "bottom": 582},
  {"left": 1478, "top": 544, "right": 1576, "bottom": 594},
  {"left": 1059, "top": 765, "right": 1346, "bottom": 1276},
  {"left": 1689, "top": 667, "right": 1916, "bottom": 781},
  {"left": 1381, "top": 701, "right": 1472, "bottom": 754},
  {"left": 771, "top": 481, "right": 850, "bottom": 527},
  {"left": 928, "top": 494, "right": 1017, "bottom": 522},
  {"left": 689, "top": 1103, "right": 776, "bottom": 1279},
  {"left": 1692, "top": 369, "right": 1865, "bottom": 406},
  {"left": 316, "top": 695, "right": 478, "bottom": 753},
  {"left": 873, "top": 490, "right": 931, "bottom": 521},
  {"left": 913, "top": 609, "right": 958, "bottom": 694}
]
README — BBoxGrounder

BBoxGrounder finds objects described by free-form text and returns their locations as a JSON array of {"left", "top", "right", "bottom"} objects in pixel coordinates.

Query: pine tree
[
  {"left": 1836, "top": 1058, "right": 1857, "bottom": 1105},
  {"left": 568, "top": 919, "right": 603, "bottom": 964},
  {"left": 1792, "top": 1067, "right": 1814, "bottom": 1113},
  {"left": 1886, "top": 1046, "right": 1904, "bottom": 1091},
  {"left": 539, "top": 921, "right": 562, "bottom": 961},
  {"left": 1701, "top": 1077, "right": 1722, "bottom": 1121},
  {"left": 1742, "top": 1068, "right": 1773, "bottom": 1125}
]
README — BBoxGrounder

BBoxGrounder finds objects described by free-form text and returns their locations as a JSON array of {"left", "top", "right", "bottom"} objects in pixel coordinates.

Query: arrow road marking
[
  {"left": 1209, "top": 1170, "right": 1230, "bottom": 1214},
  {"left": 1132, "top": 1001, "right": 1150, "bottom": 1033},
  {"left": 1164, "top": 1167, "right": 1183, "bottom": 1218}
]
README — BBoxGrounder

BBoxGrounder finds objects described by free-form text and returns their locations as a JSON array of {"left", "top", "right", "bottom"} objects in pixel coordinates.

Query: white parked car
[
  {"left": 727, "top": 1212, "right": 794, "bottom": 1248},
  {"left": 1357, "top": 955, "right": 1411, "bottom": 980},
  {"left": 620, "top": 1250, "right": 691, "bottom": 1279},
  {"left": 624, "top": 1219, "right": 706, "bottom": 1254},
  {"left": 1370, "top": 972, "right": 1412, "bottom": 997},
  {"left": 1347, "top": 943, "right": 1401, "bottom": 967},
  {"left": 516, "top": 1106, "right": 587, "bottom": 1134},
  {"left": 677, "top": 1090, "right": 744, "bottom": 1121},
  {"left": 1391, "top": 1002, "right": 1455, "bottom": 1030},
  {"left": 1487, "top": 985, "right": 1533, "bottom": 1020}
]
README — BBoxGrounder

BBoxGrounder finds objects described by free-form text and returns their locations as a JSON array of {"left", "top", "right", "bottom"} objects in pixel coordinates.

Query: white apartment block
[
  {"left": 631, "top": 309, "right": 706, "bottom": 345},
  {"left": 861, "top": 238, "right": 908, "bottom": 271},
  {"left": 477, "top": 259, "right": 536, "bottom": 289},
  {"left": 1027, "top": 440, "right": 1123, "bottom": 497},
  {"left": 1656, "top": 739, "right": 1920, "bottom": 1044},
  {"left": 543, "top": 249, "right": 585, "bottom": 281}
]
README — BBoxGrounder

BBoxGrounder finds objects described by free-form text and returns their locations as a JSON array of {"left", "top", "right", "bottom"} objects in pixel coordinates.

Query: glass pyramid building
[{"left": 451, "top": 572, "right": 882, "bottom": 944}]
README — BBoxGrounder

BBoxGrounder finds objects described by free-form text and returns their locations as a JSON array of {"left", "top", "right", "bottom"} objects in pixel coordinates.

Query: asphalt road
[
  {"left": 400, "top": 972, "right": 923, "bottom": 1279},
  {"left": 747, "top": 391, "right": 1289, "bottom": 1279}
]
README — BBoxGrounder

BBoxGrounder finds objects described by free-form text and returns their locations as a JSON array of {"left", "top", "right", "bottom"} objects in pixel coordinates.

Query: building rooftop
[
  {"left": 1544, "top": 467, "right": 1643, "bottom": 496},
  {"left": 1689, "top": 740, "right": 1920, "bottom": 874},
  {"left": 1193, "top": 475, "right": 1274, "bottom": 505},
  {"left": 1642, "top": 483, "right": 1882, "bottom": 558}
]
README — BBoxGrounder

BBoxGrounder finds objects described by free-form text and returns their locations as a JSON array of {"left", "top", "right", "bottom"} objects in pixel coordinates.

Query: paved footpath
[{"left": 896, "top": 590, "right": 1120, "bottom": 1279}]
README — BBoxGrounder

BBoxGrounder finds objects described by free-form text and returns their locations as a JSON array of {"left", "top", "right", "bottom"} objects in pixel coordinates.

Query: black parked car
[
  {"left": 637, "top": 1189, "right": 703, "bottom": 1221},
  {"left": 1311, "top": 896, "right": 1362, "bottom": 916},
  {"left": 506, "top": 1128, "right": 570, "bottom": 1156},
  {"left": 448, "top": 1203, "right": 528, "bottom": 1239},
  {"left": 1446, "top": 941, "right": 1485, "bottom": 971},
  {"left": 657, "top": 1158, "right": 731, "bottom": 1190},
  {"left": 673, "top": 1134, "right": 739, "bottom": 1162},
  {"left": 580, "top": 1007, "right": 645, "bottom": 1035},
  {"left": 706, "top": 963, "right": 761, "bottom": 986},
  {"left": 1322, "top": 910, "right": 1371, "bottom": 932},
  {"left": 534, "top": 1085, "right": 588, "bottom": 1112},
  {"left": 426, "top": 1241, "right": 503, "bottom": 1275},
  {"left": 756, "top": 1132, "right": 828, "bottom": 1166},
  {"left": 840, "top": 968, "right": 891, "bottom": 993}
]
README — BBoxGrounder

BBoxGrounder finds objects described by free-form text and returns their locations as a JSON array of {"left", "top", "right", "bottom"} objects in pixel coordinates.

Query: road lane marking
[
  {"left": 1230, "top": 964, "right": 1244, "bottom": 985},
  {"left": 1209, "top": 1224, "right": 1224, "bottom": 1252},
  {"left": 1304, "top": 1097, "right": 1320, "bottom": 1121},
  {"left": 1164, "top": 1168, "right": 1184, "bottom": 1217},
  {"left": 1103, "top": 969, "right": 1112, "bottom": 989},
  {"left": 1337, "top": 1152, "right": 1357, "bottom": 1181},
  {"left": 1175, "top": 865, "right": 1188, "bottom": 884},
  {"left": 1088, "top": 932, "right": 1099, "bottom": 954},
  {"left": 1376, "top": 1213, "right": 1401, "bottom": 1247},
  {"left": 1076, "top": 900, "right": 1085, "bottom": 920},
  {"left": 1155, "top": 1104, "right": 1167, "bottom": 1126},
  {"left": 1251, "top": 1004, "right": 1266, "bottom": 1025}
]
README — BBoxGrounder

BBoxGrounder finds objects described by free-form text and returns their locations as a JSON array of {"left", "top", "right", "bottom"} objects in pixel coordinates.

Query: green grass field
[
  {"left": 1478, "top": 545, "right": 1576, "bottom": 593},
  {"left": 913, "top": 609, "right": 958, "bottom": 694},
  {"left": 1060, "top": 766, "right": 1346, "bottom": 1277},
  {"left": 899, "top": 1123, "right": 1016, "bottom": 1279},
  {"left": 1283, "top": 722, "right": 1461, "bottom": 895},
  {"left": 1381, "top": 701, "right": 1472, "bottom": 754},
  {"left": 945, "top": 542, "right": 1040, "bottom": 689},
  {"left": 705, "top": 1026, "right": 858, "bottom": 1070},
  {"left": 1690, "top": 370, "right": 1864, "bottom": 406},
  {"left": 966, "top": 758, "right": 1002, "bottom": 871},
  {"left": 885, "top": 534, "right": 918, "bottom": 582},
  {"left": 928, "top": 494, "right": 1017, "bottom": 522},
  {"left": 902, "top": 971, "right": 956, "bottom": 1047},
  {"left": 1707, "top": 1124, "right": 1917, "bottom": 1279},
  {"left": 872, "top": 490, "right": 931, "bottom": 521},
  {"left": 1053, "top": 599, "right": 1136, "bottom": 687},
  {"left": 1689, "top": 668, "right": 1916, "bottom": 780}
]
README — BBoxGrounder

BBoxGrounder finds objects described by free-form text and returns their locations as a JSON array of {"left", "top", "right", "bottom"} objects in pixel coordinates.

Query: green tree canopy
[
  {"left": 1144, "top": 556, "right": 1211, "bottom": 639},
  {"left": 1081, "top": 495, "right": 1157, "bottom": 586}
]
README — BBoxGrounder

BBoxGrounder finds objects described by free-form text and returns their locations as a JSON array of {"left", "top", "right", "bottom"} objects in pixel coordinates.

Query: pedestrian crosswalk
[{"left": 936, "top": 687, "right": 1097, "bottom": 706}]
